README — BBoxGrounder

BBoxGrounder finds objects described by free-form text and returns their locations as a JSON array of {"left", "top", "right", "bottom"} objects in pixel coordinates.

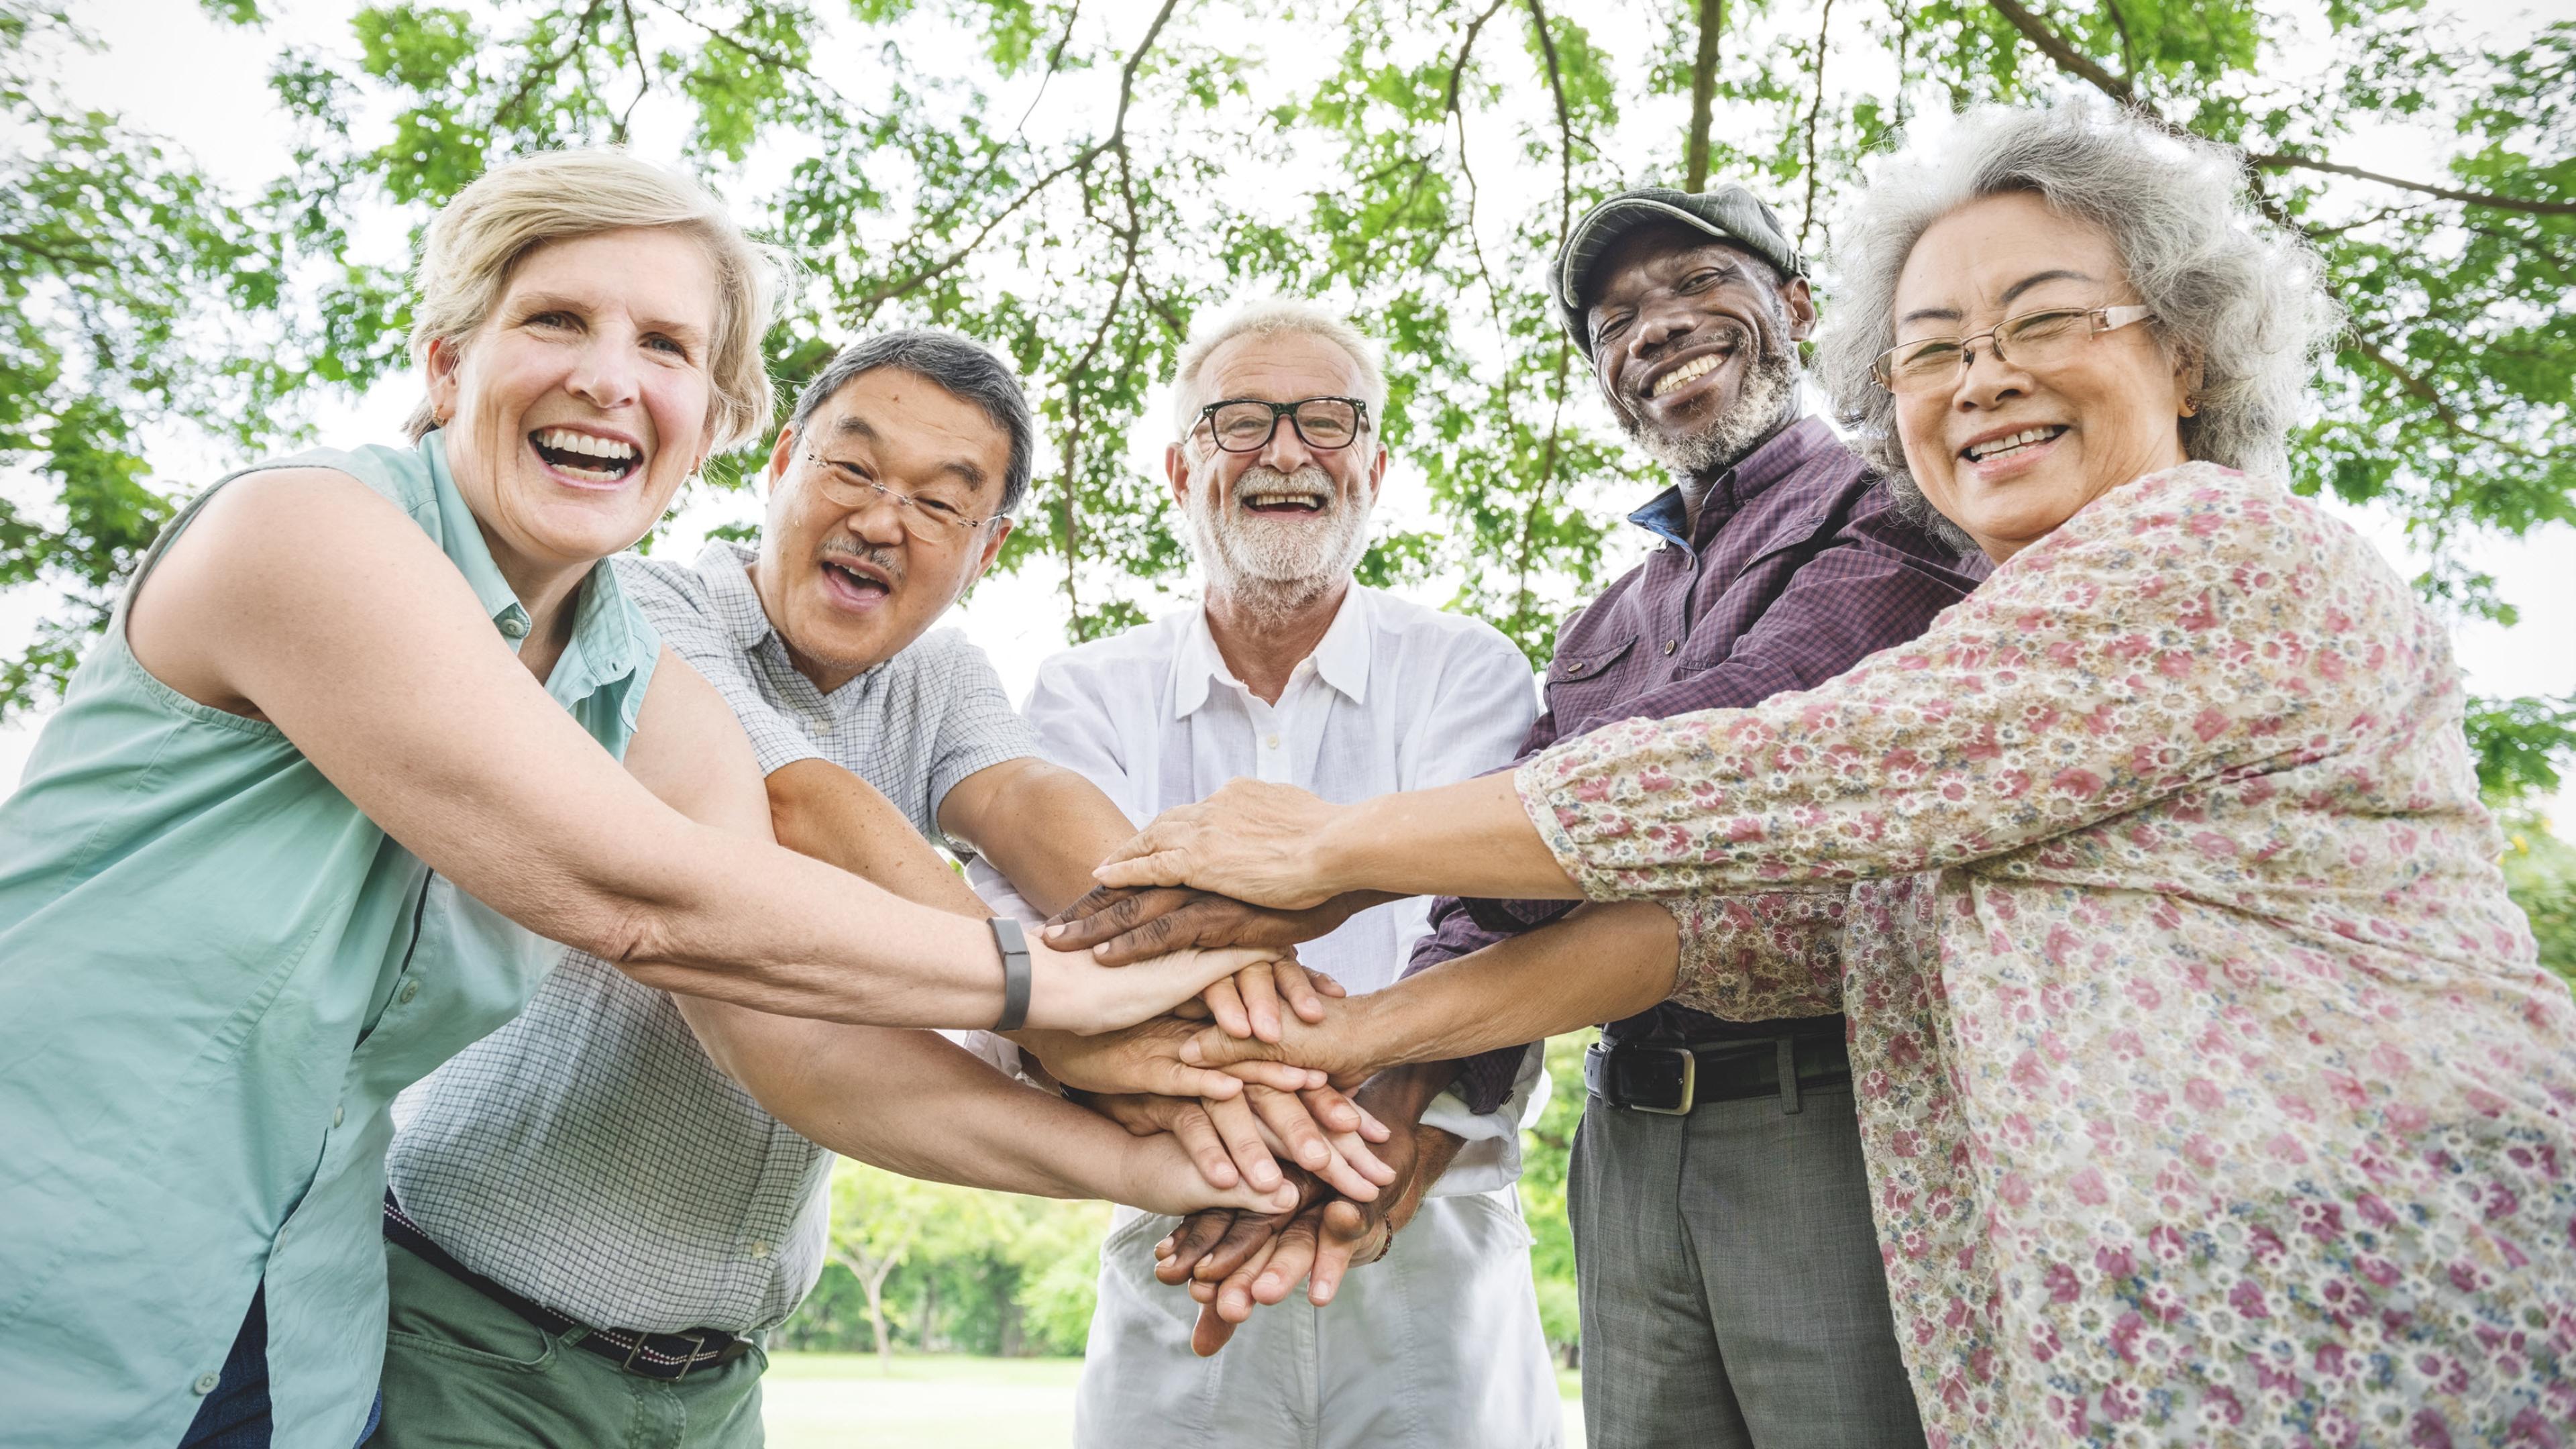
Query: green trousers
[{"left": 372, "top": 1238, "right": 767, "bottom": 1449}]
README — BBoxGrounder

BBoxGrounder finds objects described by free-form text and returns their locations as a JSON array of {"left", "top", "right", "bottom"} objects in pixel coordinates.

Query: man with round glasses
[{"left": 967, "top": 300, "right": 1561, "bottom": 1447}]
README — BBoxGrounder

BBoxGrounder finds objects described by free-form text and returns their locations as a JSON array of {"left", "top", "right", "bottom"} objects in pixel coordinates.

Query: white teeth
[
  {"left": 1651, "top": 354, "right": 1723, "bottom": 398},
  {"left": 534, "top": 427, "right": 639, "bottom": 462},
  {"left": 1243, "top": 493, "right": 1324, "bottom": 508},
  {"left": 1965, "top": 426, "right": 2065, "bottom": 461}
]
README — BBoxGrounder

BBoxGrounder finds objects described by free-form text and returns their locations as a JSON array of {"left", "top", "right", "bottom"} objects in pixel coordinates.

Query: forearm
[
  {"left": 767, "top": 758, "right": 989, "bottom": 918},
  {"left": 1346, "top": 901, "right": 1678, "bottom": 1073},
  {"left": 951, "top": 760, "right": 1136, "bottom": 918},
  {"left": 1316, "top": 773, "right": 1581, "bottom": 904},
  {"left": 680, "top": 1005, "right": 1132, "bottom": 1200}
]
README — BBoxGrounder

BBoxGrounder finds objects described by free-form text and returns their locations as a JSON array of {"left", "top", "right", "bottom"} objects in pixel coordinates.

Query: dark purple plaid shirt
[{"left": 1405, "top": 415, "right": 1991, "bottom": 1115}]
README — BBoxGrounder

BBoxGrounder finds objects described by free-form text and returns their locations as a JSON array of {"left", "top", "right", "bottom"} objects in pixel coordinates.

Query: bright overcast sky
[{"left": 5, "top": 0, "right": 2570, "bottom": 824}]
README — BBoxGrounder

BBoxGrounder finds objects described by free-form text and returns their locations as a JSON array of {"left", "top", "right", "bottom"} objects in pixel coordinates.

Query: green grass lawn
[{"left": 760, "top": 1352, "right": 1584, "bottom": 1448}]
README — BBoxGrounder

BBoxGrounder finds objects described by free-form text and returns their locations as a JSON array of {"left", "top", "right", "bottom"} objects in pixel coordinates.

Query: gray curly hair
[{"left": 1811, "top": 101, "right": 2340, "bottom": 549}]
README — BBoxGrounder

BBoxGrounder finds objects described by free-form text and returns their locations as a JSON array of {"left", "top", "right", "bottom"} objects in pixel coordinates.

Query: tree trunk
[
  {"left": 865, "top": 1262, "right": 898, "bottom": 1364},
  {"left": 1684, "top": 0, "right": 1723, "bottom": 191}
]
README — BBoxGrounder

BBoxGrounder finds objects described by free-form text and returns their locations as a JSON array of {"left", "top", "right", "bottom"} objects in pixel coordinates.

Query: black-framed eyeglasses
[
  {"left": 800, "top": 446, "right": 998, "bottom": 545},
  {"left": 1872, "top": 304, "right": 2156, "bottom": 394},
  {"left": 1193, "top": 396, "right": 1372, "bottom": 453}
]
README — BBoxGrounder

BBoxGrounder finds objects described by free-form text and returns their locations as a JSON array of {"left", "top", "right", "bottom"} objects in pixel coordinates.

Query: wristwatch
[{"left": 989, "top": 916, "right": 1032, "bottom": 1032}]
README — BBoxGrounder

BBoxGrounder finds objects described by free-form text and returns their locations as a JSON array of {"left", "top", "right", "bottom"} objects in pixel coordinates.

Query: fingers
[
  {"left": 1271, "top": 960, "right": 1338, "bottom": 1023},
  {"left": 1210, "top": 1230, "right": 1287, "bottom": 1322},
  {"left": 1295, "top": 1083, "right": 1363, "bottom": 1136},
  {"left": 1162, "top": 1102, "right": 1240, "bottom": 1190},
  {"left": 1040, "top": 883, "right": 1147, "bottom": 931},
  {"left": 1190, "top": 1301, "right": 1242, "bottom": 1357},
  {"left": 1242, "top": 1208, "right": 1322, "bottom": 1309},
  {"left": 1244, "top": 1086, "right": 1387, "bottom": 1202},
  {"left": 1232, "top": 961, "right": 1285, "bottom": 1042},
  {"left": 1043, "top": 886, "right": 1188, "bottom": 956},
  {"left": 1093, "top": 844, "right": 1192, "bottom": 891},
  {"left": 1190, "top": 1203, "right": 1295, "bottom": 1286},
  {"left": 1199, "top": 975, "right": 1252, "bottom": 1038},
  {"left": 1200, "top": 1092, "right": 1286, "bottom": 1193},
  {"left": 1153, "top": 1209, "right": 1239, "bottom": 1285},
  {"left": 1304, "top": 1197, "right": 1381, "bottom": 1306}
]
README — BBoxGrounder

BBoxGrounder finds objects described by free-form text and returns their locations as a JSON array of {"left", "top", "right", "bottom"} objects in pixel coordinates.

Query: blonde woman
[
  {"left": 1109, "top": 104, "right": 2575, "bottom": 1446},
  {"left": 0, "top": 149, "right": 1280, "bottom": 1449}
]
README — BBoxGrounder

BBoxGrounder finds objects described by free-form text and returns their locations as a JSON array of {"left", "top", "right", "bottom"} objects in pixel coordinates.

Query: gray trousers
[{"left": 1568, "top": 1081, "right": 1924, "bottom": 1449}]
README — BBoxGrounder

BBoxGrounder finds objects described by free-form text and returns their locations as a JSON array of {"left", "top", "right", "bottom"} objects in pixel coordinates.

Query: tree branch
[
  {"left": 1796, "top": 0, "right": 1834, "bottom": 251},
  {"left": 2247, "top": 151, "right": 2576, "bottom": 217},
  {"left": 1523, "top": 0, "right": 1575, "bottom": 252},
  {"left": 1984, "top": 0, "right": 2136, "bottom": 107},
  {"left": 2347, "top": 334, "right": 2542, "bottom": 461},
  {"left": 1684, "top": 0, "right": 1721, "bottom": 191}
]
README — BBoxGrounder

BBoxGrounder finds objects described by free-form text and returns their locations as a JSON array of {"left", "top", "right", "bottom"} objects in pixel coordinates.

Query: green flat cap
[{"left": 1555, "top": 185, "right": 1806, "bottom": 357}]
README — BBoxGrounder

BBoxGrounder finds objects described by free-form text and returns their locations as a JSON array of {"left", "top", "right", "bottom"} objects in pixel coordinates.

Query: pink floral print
[{"left": 1525, "top": 464, "right": 2575, "bottom": 1447}]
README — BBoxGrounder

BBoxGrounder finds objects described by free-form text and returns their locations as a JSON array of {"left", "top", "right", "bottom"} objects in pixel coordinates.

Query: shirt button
[
  {"left": 1663, "top": 639, "right": 1678, "bottom": 655},
  {"left": 1264, "top": 734, "right": 1281, "bottom": 749},
  {"left": 749, "top": 1240, "right": 772, "bottom": 1259},
  {"left": 399, "top": 979, "right": 421, "bottom": 1004},
  {"left": 332, "top": 1106, "right": 344, "bottom": 1128},
  {"left": 499, "top": 614, "right": 530, "bottom": 640},
  {"left": 193, "top": 1372, "right": 221, "bottom": 1395}
]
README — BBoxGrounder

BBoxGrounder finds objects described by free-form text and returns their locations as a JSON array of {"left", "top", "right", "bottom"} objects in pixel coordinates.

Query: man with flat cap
[{"left": 1366, "top": 186, "right": 1987, "bottom": 1444}]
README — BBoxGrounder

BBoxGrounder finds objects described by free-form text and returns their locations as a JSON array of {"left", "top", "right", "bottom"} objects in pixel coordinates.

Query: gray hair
[
  {"left": 1170, "top": 300, "right": 1390, "bottom": 440},
  {"left": 786, "top": 329, "right": 1037, "bottom": 515},
  {"left": 1813, "top": 101, "right": 2339, "bottom": 545}
]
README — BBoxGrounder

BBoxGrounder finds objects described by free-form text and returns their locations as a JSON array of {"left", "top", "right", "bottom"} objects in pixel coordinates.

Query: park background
[{"left": 6, "top": 0, "right": 2571, "bottom": 1440}]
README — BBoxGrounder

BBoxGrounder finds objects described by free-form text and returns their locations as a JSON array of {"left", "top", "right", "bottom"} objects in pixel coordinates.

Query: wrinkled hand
[
  {"left": 1179, "top": 991, "right": 1385, "bottom": 1087},
  {"left": 1027, "top": 941, "right": 1283, "bottom": 1036},
  {"left": 1044, "top": 885, "right": 1379, "bottom": 967},
  {"left": 1091, "top": 781, "right": 1350, "bottom": 909},
  {"left": 1014, "top": 1016, "right": 1321, "bottom": 1102},
  {"left": 1082, "top": 1082, "right": 1393, "bottom": 1198},
  {"left": 1154, "top": 1098, "right": 1448, "bottom": 1355}
]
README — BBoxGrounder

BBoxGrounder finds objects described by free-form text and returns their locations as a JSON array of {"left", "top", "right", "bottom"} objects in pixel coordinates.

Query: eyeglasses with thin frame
[
  {"left": 1872, "top": 304, "right": 2157, "bottom": 394},
  {"left": 1193, "top": 396, "right": 1372, "bottom": 454},
  {"left": 800, "top": 446, "right": 998, "bottom": 545}
]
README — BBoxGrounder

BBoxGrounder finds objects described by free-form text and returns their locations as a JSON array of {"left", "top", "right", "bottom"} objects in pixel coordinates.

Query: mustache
[
  {"left": 1226, "top": 464, "right": 1338, "bottom": 506},
  {"left": 820, "top": 538, "right": 905, "bottom": 586}
]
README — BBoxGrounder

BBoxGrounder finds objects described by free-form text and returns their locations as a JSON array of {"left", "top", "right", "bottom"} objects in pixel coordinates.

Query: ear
[
  {"left": 425, "top": 335, "right": 464, "bottom": 423},
  {"left": 2173, "top": 345, "right": 2207, "bottom": 417},
  {"left": 1165, "top": 440, "right": 1193, "bottom": 509},
  {"left": 968, "top": 516, "right": 1012, "bottom": 583},
  {"left": 1363, "top": 442, "right": 1389, "bottom": 505},
  {"left": 1781, "top": 276, "right": 1819, "bottom": 343},
  {"left": 765, "top": 425, "right": 799, "bottom": 492}
]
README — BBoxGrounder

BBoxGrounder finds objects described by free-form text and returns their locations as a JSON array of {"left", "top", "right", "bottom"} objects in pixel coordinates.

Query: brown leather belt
[{"left": 383, "top": 1195, "right": 754, "bottom": 1383}]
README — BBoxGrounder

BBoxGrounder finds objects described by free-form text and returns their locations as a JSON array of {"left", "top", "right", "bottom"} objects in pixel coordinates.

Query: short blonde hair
[
  {"left": 1170, "top": 299, "right": 1389, "bottom": 439},
  {"left": 404, "top": 148, "right": 784, "bottom": 453}
]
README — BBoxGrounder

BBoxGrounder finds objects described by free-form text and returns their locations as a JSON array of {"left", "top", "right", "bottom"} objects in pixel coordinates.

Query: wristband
[{"left": 990, "top": 916, "right": 1032, "bottom": 1032}]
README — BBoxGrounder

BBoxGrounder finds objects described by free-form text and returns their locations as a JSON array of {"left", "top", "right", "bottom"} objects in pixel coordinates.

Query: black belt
[
  {"left": 1585, "top": 1031, "right": 1852, "bottom": 1116},
  {"left": 383, "top": 1196, "right": 754, "bottom": 1383}
]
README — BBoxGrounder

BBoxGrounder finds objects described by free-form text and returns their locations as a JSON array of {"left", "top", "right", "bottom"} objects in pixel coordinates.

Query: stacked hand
[{"left": 1027, "top": 881, "right": 1456, "bottom": 1355}]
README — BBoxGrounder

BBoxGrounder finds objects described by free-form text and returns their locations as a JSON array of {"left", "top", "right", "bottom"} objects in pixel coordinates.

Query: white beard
[
  {"left": 1633, "top": 348, "right": 1802, "bottom": 479},
  {"left": 1183, "top": 462, "right": 1373, "bottom": 619}
]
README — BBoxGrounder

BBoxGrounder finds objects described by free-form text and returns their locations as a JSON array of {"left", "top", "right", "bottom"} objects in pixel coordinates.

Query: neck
[
  {"left": 1677, "top": 391, "right": 1803, "bottom": 533},
  {"left": 749, "top": 558, "right": 872, "bottom": 696},
  {"left": 1203, "top": 576, "right": 1350, "bottom": 704},
  {"left": 478, "top": 522, "right": 593, "bottom": 684}
]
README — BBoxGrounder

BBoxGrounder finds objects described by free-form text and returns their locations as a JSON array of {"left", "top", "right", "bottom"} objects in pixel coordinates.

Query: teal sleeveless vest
[{"left": 0, "top": 432, "right": 658, "bottom": 1449}]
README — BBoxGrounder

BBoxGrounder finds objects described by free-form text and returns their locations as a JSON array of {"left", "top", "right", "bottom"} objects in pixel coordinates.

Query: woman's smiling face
[
  {"left": 427, "top": 226, "right": 720, "bottom": 582},
  {"left": 1891, "top": 191, "right": 2194, "bottom": 561}
]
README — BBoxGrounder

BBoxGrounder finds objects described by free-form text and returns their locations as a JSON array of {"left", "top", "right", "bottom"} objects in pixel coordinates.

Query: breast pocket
[{"left": 1544, "top": 632, "right": 1639, "bottom": 725}]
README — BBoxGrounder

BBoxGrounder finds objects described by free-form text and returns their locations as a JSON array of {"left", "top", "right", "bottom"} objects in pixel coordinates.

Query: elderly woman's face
[
  {"left": 427, "top": 226, "right": 718, "bottom": 582},
  {"left": 1890, "top": 191, "right": 2192, "bottom": 561}
]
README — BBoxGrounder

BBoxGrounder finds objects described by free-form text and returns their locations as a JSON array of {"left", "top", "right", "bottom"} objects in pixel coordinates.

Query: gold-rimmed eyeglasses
[
  {"left": 802, "top": 447, "right": 997, "bottom": 546},
  {"left": 1872, "top": 304, "right": 2157, "bottom": 394}
]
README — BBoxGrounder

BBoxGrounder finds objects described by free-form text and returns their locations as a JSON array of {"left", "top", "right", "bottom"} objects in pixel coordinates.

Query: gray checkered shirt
[{"left": 386, "top": 539, "right": 1040, "bottom": 1334}]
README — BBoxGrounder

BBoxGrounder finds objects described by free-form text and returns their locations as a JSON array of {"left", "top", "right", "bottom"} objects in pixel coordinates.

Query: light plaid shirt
[{"left": 386, "top": 540, "right": 1040, "bottom": 1334}]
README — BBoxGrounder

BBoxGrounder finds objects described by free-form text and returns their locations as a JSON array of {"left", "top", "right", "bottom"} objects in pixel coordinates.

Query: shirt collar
[
  {"left": 694, "top": 539, "right": 784, "bottom": 654},
  {"left": 1625, "top": 413, "right": 1837, "bottom": 557},
  {"left": 421, "top": 430, "right": 651, "bottom": 727},
  {"left": 1171, "top": 586, "right": 1373, "bottom": 720}
]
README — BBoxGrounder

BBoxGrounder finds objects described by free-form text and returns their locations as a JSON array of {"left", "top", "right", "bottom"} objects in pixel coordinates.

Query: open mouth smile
[
  {"left": 529, "top": 427, "right": 643, "bottom": 487},
  {"left": 819, "top": 557, "right": 895, "bottom": 610},
  {"left": 1240, "top": 488, "right": 1329, "bottom": 515},
  {"left": 1960, "top": 425, "right": 2068, "bottom": 464}
]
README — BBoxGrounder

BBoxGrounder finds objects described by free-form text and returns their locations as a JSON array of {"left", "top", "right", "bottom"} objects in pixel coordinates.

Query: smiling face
[
  {"left": 1891, "top": 191, "right": 2195, "bottom": 561},
  {"left": 753, "top": 368, "right": 1014, "bottom": 693},
  {"left": 427, "top": 227, "right": 719, "bottom": 588},
  {"left": 1585, "top": 224, "right": 1816, "bottom": 478},
  {"left": 1165, "top": 330, "right": 1388, "bottom": 612}
]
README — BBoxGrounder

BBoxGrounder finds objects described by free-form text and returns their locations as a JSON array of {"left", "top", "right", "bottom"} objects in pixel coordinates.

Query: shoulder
[
  {"left": 1030, "top": 611, "right": 1193, "bottom": 692},
  {"left": 610, "top": 546, "right": 727, "bottom": 622},
  {"left": 884, "top": 625, "right": 1000, "bottom": 682},
  {"left": 1360, "top": 588, "right": 1527, "bottom": 667}
]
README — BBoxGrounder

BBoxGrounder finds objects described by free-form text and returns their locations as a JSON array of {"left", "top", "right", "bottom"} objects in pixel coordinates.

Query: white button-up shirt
[
  {"left": 969, "top": 582, "right": 1550, "bottom": 1179},
  {"left": 971, "top": 584, "right": 1560, "bottom": 1448}
]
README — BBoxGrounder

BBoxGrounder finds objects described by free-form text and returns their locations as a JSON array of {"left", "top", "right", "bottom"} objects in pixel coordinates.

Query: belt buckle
[{"left": 1625, "top": 1044, "right": 1697, "bottom": 1116}]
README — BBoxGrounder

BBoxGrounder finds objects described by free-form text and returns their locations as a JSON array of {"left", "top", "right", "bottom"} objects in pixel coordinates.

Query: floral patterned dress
[{"left": 1517, "top": 462, "right": 2575, "bottom": 1447}]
